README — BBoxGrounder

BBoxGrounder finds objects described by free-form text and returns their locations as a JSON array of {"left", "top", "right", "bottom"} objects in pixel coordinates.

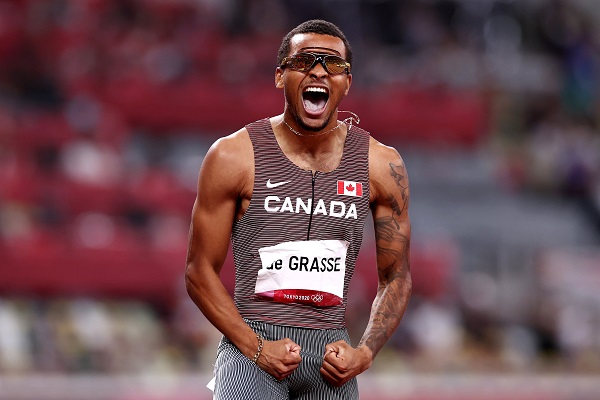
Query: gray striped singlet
[{"left": 231, "top": 118, "right": 371, "bottom": 330}]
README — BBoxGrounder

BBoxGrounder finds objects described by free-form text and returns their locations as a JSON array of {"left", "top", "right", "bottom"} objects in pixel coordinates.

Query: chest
[{"left": 280, "top": 143, "right": 344, "bottom": 174}]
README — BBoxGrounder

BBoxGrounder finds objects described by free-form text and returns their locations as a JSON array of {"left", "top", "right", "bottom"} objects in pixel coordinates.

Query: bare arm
[
  {"left": 321, "top": 139, "right": 412, "bottom": 386},
  {"left": 185, "top": 130, "right": 301, "bottom": 379},
  {"left": 360, "top": 143, "right": 412, "bottom": 356}
]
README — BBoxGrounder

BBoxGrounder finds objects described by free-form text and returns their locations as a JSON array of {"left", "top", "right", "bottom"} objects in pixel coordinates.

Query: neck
[
  {"left": 283, "top": 119, "right": 342, "bottom": 138},
  {"left": 271, "top": 114, "right": 347, "bottom": 161},
  {"left": 281, "top": 109, "right": 340, "bottom": 136}
]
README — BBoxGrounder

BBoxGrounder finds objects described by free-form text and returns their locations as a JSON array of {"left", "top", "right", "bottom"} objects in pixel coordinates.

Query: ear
[
  {"left": 275, "top": 67, "right": 284, "bottom": 89},
  {"left": 343, "top": 73, "right": 352, "bottom": 96}
]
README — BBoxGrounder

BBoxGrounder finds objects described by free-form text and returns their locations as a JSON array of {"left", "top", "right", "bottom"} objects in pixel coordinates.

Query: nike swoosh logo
[{"left": 266, "top": 179, "right": 291, "bottom": 188}]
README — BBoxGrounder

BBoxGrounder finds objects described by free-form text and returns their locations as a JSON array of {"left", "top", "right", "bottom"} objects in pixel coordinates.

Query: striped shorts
[{"left": 212, "top": 319, "right": 359, "bottom": 400}]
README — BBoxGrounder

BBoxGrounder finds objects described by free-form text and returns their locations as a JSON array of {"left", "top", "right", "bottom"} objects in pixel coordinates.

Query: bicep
[
  {"left": 186, "top": 139, "right": 247, "bottom": 275},
  {"left": 186, "top": 196, "right": 235, "bottom": 276}
]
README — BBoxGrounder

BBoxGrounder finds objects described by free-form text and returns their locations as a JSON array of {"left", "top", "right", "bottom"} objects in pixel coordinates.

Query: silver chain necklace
[
  {"left": 283, "top": 119, "right": 342, "bottom": 137},
  {"left": 282, "top": 110, "right": 360, "bottom": 137}
]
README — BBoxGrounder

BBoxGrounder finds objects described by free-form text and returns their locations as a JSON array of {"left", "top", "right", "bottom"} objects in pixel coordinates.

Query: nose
[{"left": 309, "top": 60, "right": 329, "bottom": 78}]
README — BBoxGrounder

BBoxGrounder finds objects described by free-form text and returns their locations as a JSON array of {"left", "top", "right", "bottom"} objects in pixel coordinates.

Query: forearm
[
  {"left": 185, "top": 266, "right": 259, "bottom": 358},
  {"left": 358, "top": 273, "right": 412, "bottom": 358},
  {"left": 319, "top": 273, "right": 411, "bottom": 386}
]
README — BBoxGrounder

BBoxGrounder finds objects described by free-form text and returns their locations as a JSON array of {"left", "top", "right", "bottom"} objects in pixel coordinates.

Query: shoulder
[
  {"left": 368, "top": 136, "right": 402, "bottom": 162},
  {"left": 205, "top": 127, "right": 252, "bottom": 165},
  {"left": 368, "top": 136, "right": 409, "bottom": 202},
  {"left": 199, "top": 127, "right": 253, "bottom": 194},
  {"left": 368, "top": 136, "right": 406, "bottom": 176}
]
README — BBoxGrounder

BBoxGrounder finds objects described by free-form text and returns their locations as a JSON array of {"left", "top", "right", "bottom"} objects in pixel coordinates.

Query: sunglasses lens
[
  {"left": 324, "top": 57, "right": 348, "bottom": 74},
  {"left": 289, "top": 54, "right": 316, "bottom": 71}
]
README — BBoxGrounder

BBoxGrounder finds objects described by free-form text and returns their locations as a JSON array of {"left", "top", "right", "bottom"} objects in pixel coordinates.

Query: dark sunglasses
[{"left": 279, "top": 52, "right": 351, "bottom": 75}]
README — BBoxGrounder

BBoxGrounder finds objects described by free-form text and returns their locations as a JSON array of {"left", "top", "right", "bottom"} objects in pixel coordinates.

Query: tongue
[{"left": 303, "top": 98, "right": 327, "bottom": 114}]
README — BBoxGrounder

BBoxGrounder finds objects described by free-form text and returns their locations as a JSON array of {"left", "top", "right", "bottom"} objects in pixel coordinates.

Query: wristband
[{"left": 251, "top": 334, "right": 264, "bottom": 363}]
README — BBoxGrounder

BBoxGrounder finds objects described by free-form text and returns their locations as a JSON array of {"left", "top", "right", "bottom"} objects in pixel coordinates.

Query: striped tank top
[{"left": 231, "top": 118, "right": 371, "bottom": 329}]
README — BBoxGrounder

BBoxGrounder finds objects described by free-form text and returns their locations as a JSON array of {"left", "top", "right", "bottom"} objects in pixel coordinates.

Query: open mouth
[{"left": 302, "top": 86, "right": 329, "bottom": 115}]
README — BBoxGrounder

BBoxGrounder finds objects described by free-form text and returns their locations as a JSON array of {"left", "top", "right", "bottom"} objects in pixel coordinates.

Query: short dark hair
[{"left": 277, "top": 19, "right": 353, "bottom": 67}]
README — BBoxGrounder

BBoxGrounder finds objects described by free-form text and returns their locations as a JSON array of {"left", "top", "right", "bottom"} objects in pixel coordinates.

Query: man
[{"left": 185, "top": 19, "right": 412, "bottom": 399}]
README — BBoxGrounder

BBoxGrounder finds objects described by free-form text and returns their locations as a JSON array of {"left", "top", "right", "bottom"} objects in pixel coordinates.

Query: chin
[{"left": 299, "top": 114, "right": 331, "bottom": 132}]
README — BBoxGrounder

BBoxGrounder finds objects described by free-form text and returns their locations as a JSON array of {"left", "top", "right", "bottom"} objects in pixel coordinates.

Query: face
[{"left": 275, "top": 33, "right": 352, "bottom": 132}]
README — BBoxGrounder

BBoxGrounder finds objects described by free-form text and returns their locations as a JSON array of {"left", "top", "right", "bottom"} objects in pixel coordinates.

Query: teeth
[{"left": 304, "top": 87, "right": 327, "bottom": 94}]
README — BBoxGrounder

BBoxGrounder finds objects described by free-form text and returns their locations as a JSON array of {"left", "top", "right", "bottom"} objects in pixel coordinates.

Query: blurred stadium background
[{"left": 1, "top": 0, "right": 599, "bottom": 399}]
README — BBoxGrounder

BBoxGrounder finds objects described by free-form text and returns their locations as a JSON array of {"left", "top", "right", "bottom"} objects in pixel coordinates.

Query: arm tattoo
[
  {"left": 387, "top": 195, "right": 402, "bottom": 230},
  {"left": 389, "top": 162, "right": 408, "bottom": 195},
  {"left": 389, "top": 162, "right": 409, "bottom": 220}
]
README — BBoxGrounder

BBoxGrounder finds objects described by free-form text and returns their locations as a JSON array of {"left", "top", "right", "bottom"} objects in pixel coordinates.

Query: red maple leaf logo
[{"left": 346, "top": 184, "right": 354, "bottom": 192}]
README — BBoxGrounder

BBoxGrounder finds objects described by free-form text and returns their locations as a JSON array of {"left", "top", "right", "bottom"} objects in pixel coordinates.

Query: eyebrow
[{"left": 298, "top": 47, "right": 342, "bottom": 56}]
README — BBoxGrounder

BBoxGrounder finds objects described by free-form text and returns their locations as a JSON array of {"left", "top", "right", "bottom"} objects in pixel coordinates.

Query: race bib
[{"left": 255, "top": 240, "right": 348, "bottom": 307}]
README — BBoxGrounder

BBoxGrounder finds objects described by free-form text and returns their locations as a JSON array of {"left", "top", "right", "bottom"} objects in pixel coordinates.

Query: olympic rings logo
[{"left": 311, "top": 294, "right": 324, "bottom": 303}]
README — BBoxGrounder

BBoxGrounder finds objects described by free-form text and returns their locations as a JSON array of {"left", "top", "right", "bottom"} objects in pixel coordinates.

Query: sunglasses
[{"left": 279, "top": 52, "right": 351, "bottom": 75}]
